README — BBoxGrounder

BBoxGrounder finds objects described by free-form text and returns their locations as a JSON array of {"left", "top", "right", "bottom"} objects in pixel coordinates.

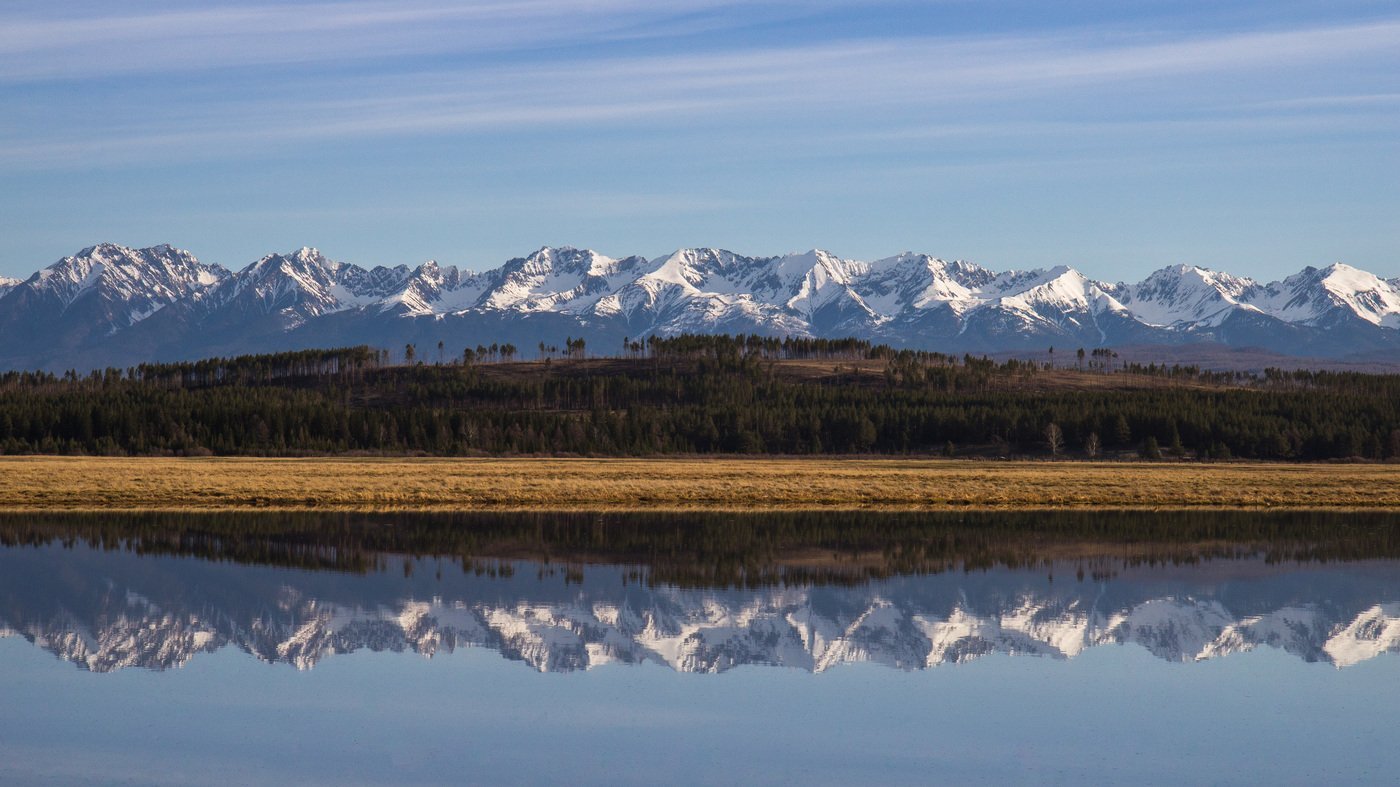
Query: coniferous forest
[{"left": 0, "top": 334, "right": 1397, "bottom": 460}]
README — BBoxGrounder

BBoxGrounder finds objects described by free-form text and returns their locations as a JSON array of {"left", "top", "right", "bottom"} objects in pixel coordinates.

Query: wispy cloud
[
  {"left": 0, "top": 0, "right": 830, "bottom": 81},
  {"left": 3, "top": 2, "right": 1396, "bottom": 283},
  {"left": 1245, "top": 93, "right": 1400, "bottom": 110},
  {"left": 3, "top": 16, "right": 1397, "bottom": 170}
]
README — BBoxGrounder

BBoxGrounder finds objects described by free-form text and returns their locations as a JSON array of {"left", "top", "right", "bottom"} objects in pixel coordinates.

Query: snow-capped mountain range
[
  {"left": 2, "top": 242, "right": 1399, "bottom": 370},
  {"left": 3, "top": 544, "right": 1398, "bottom": 674}
]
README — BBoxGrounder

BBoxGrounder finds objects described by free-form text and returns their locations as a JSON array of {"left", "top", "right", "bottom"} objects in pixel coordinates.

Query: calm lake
[{"left": 2, "top": 511, "right": 1398, "bottom": 785}]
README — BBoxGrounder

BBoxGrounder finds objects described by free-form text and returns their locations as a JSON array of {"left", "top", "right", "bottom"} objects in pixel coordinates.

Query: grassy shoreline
[{"left": 1, "top": 456, "right": 1399, "bottom": 511}]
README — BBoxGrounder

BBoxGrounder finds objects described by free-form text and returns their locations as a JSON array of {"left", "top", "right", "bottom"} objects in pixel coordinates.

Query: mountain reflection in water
[{"left": 1, "top": 510, "right": 1398, "bottom": 674}]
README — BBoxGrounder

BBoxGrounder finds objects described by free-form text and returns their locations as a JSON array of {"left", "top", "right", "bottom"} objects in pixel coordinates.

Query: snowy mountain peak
[
  {"left": 385, "top": 260, "right": 486, "bottom": 316},
  {"left": 1123, "top": 264, "right": 1261, "bottom": 328},
  {"left": 993, "top": 265, "right": 1121, "bottom": 311},
  {"left": 3, "top": 242, "right": 1400, "bottom": 369},
  {"left": 515, "top": 246, "right": 616, "bottom": 275},
  {"left": 1311, "top": 263, "right": 1400, "bottom": 326},
  {"left": 477, "top": 246, "right": 631, "bottom": 313},
  {"left": 776, "top": 248, "right": 845, "bottom": 270},
  {"left": 860, "top": 253, "right": 994, "bottom": 315},
  {"left": 39, "top": 242, "right": 220, "bottom": 294},
  {"left": 768, "top": 250, "right": 867, "bottom": 319},
  {"left": 259, "top": 246, "right": 337, "bottom": 274},
  {"left": 1, "top": 243, "right": 227, "bottom": 337},
  {"left": 245, "top": 249, "right": 337, "bottom": 287},
  {"left": 1252, "top": 261, "right": 1400, "bottom": 328},
  {"left": 199, "top": 247, "right": 380, "bottom": 325},
  {"left": 638, "top": 248, "right": 753, "bottom": 292}
]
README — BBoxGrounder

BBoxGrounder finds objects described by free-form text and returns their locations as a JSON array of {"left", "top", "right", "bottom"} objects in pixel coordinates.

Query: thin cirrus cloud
[
  {"left": 1246, "top": 93, "right": 1400, "bottom": 110},
  {"left": 3, "top": 17, "right": 1397, "bottom": 170},
  {"left": 0, "top": 0, "right": 826, "bottom": 81}
]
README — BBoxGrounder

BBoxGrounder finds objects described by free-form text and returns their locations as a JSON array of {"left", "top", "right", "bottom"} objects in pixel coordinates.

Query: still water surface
[{"left": 1, "top": 511, "right": 1398, "bottom": 785}]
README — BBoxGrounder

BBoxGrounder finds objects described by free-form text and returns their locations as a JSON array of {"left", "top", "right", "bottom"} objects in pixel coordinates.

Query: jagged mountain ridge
[
  {"left": 2, "top": 546, "right": 1398, "bottom": 674},
  {"left": 0, "top": 244, "right": 228, "bottom": 363},
  {"left": 2, "top": 242, "right": 1399, "bottom": 370}
]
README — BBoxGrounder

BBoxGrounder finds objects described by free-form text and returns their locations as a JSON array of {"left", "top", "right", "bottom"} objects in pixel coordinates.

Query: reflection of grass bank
[{"left": 1, "top": 456, "right": 1399, "bottom": 510}]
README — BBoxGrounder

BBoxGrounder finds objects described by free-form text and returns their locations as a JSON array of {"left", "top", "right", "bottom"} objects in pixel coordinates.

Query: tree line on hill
[{"left": 0, "top": 335, "right": 1396, "bottom": 460}]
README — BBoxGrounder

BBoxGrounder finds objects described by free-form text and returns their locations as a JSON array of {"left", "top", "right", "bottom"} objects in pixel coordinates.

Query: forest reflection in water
[
  {"left": 2, "top": 508, "right": 1398, "bottom": 586},
  {"left": 1, "top": 509, "right": 1398, "bottom": 674}
]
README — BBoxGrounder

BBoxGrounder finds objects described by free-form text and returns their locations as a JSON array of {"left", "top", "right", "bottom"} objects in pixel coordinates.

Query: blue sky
[{"left": 1, "top": 0, "right": 1397, "bottom": 281}]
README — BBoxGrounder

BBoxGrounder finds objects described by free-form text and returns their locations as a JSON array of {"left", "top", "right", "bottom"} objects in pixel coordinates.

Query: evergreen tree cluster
[{"left": 0, "top": 337, "right": 1396, "bottom": 460}]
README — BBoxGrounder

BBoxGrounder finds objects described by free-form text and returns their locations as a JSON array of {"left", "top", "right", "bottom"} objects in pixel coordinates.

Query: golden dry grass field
[{"left": 0, "top": 457, "right": 1398, "bottom": 511}]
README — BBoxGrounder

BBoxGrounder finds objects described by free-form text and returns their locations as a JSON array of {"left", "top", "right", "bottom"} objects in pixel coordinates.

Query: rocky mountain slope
[{"left": 2, "top": 243, "right": 1398, "bottom": 369}]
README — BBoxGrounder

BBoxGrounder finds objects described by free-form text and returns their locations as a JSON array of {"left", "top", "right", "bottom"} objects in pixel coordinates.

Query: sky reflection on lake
[{"left": 1, "top": 513, "right": 1398, "bottom": 784}]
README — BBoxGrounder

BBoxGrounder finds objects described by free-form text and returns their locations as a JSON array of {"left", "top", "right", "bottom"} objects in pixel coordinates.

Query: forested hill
[{"left": 0, "top": 335, "right": 1397, "bottom": 460}]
